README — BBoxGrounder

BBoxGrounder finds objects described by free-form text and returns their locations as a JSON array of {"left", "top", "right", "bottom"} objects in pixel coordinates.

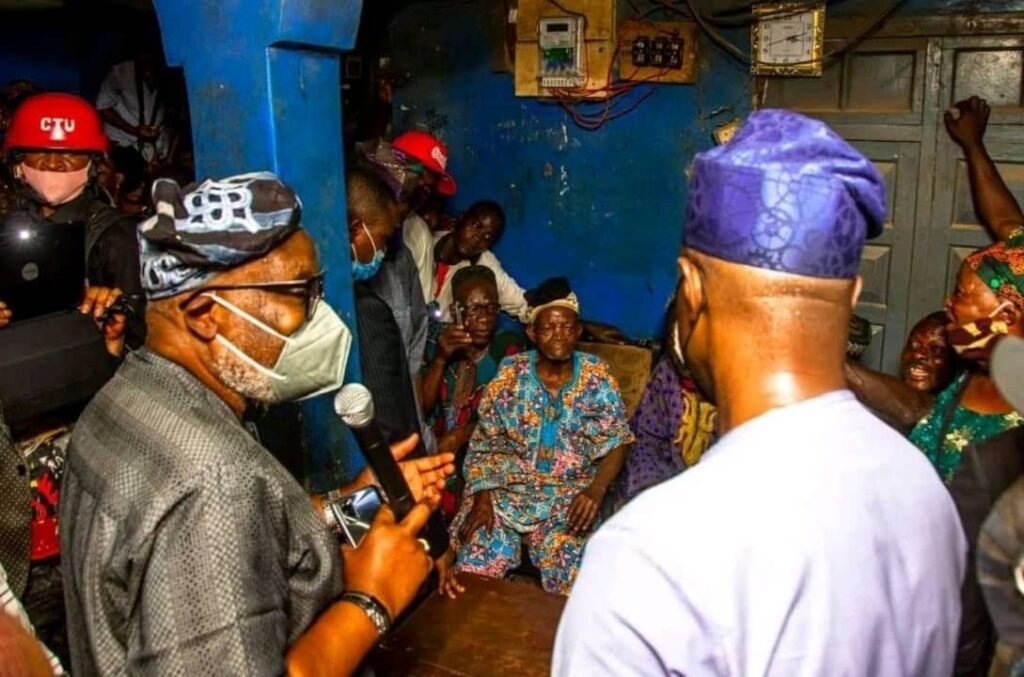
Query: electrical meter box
[{"left": 538, "top": 17, "right": 584, "bottom": 89}]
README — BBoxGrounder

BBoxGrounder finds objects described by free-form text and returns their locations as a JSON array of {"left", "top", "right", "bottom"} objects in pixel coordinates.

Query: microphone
[
  {"left": 335, "top": 383, "right": 416, "bottom": 519},
  {"left": 334, "top": 383, "right": 450, "bottom": 556}
]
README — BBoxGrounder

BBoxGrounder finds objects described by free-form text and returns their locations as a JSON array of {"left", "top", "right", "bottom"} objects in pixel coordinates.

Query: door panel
[
  {"left": 924, "top": 37, "right": 1024, "bottom": 315},
  {"left": 849, "top": 141, "right": 920, "bottom": 374},
  {"left": 766, "top": 41, "right": 928, "bottom": 375},
  {"left": 763, "top": 29, "right": 1024, "bottom": 376},
  {"left": 766, "top": 38, "right": 927, "bottom": 126}
]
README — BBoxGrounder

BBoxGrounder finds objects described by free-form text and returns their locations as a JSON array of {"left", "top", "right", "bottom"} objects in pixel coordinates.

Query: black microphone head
[{"left": 334, "top": 383, "right": 375, "bottom": 428}]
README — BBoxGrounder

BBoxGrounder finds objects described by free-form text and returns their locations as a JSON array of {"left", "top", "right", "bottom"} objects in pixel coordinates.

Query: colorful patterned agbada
[{"left": 451, "top": 351, "right": 634, "bottom": 594}]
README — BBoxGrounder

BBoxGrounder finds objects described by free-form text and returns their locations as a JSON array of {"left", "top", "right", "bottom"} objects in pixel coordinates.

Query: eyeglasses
[
  {"left": 179, "top": 272, "right": 326, "bottom": 321},
  {"left": 461, "top": 303, "right": 500, "bottom": 319}
]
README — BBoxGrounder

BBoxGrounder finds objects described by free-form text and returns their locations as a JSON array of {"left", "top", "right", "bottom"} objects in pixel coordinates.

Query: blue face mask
[{"left": 351, "top": 223, "right": 385, "bottom": 281}]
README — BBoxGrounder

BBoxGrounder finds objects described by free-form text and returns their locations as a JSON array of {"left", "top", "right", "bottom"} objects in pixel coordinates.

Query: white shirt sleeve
[
  {"left": 552, "top": 529, "right": 721, "bottom": 677},
  {"left": 478, "top": 251, "right": 530, "bottom": 323},
  {"left": 95, "top": 62, "right": 126, "bottom": 112},
  {"left": 402, "top": 213, "right": 435, "bottom": 305}
]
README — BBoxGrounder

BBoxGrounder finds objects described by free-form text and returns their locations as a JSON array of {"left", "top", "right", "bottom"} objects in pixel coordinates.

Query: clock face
[
  {"left": 759, "top": 13, "right": 814, "bottom": 64},
  {"left": 752, "top": 3, "right": 824, "bottom": 76}
]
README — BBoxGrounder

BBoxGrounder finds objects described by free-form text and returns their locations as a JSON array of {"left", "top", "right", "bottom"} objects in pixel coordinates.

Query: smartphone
[
  {"left": 453, "top": 302, "right": 465, "bottom": 327},
  {"left": 331, "top": 486, "right": 385, "bottom": 548}
]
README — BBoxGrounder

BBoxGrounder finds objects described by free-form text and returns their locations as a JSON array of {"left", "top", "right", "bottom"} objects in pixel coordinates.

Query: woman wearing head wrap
[
  {"left": 908, "top": 232, "right": 1024, "bottom": 482},
  {"left": 850, "top": 234, "right": 1024, "bottom": 676}
]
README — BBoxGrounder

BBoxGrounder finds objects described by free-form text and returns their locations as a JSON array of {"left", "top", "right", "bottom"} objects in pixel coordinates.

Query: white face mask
[
  {"left": 21, "top": 163, "right": 91, "bottom": 206},
  {"left": 206, "top": 294, "right": 352, "bottom": 402}
]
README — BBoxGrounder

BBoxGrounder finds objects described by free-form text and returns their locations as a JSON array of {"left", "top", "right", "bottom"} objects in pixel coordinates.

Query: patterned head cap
[
  {"left": 684, "top": 109, "right": 887, "bottom": 279},
  {"left": 139, "top": 172, "right": 302, "bottom": 300}
]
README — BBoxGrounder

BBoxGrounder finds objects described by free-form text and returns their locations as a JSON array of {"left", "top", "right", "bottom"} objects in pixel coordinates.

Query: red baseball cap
[
  {"left": 392, "top": 131, "right": 457, "bottom": 196},
  {"left": 4, "top": 93, "right": 108, "bottom": 156}
]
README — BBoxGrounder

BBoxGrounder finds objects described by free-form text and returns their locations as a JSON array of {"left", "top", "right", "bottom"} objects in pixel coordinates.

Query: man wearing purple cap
[{"left": 553, "top": 110, "right": 966, "bottom": 675}]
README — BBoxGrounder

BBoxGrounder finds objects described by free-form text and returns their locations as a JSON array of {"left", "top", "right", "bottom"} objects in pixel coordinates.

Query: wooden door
[
  {"left": 923, "top": 36, "right": 1024, "bottom": 315},
  {"left": 765, "top": 38, "right": 932, "bottom": 374}
]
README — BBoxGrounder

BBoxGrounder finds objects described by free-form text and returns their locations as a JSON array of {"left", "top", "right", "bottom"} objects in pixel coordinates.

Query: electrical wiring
[
  {"left": 544, "top": 0, "right": 587, "bottom": 20},
  {"left": 546, "top": 42, "right": 669, "bottom": 130},
  {"left": 541, "top": 0, "right": 911, "bottom": 129},
  {"left": 677, "top": 0, "right": 909, "bottom": 68}
]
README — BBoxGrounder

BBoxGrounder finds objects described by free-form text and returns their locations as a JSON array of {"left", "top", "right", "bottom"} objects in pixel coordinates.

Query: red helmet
[
  {"left": 3, "top": 93, "right": 108, "bottom": 156},
  {"left": 392, "top": 131, "right": 457, "bottom": 196}
]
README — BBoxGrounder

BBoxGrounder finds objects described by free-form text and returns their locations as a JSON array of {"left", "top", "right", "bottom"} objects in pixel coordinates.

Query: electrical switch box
[
  {"left": 538, "top": 17, "right": 584, "bottom": 88},
  {"left": 631, "top": 36, "right": 650, "bottom": 67},
  {"left": 618, "top": 19, "right": 699, "bottom": 84}
]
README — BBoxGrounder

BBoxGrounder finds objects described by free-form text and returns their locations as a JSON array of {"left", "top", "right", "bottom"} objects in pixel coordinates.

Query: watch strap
[{"left": 341, "top": 591, "right": 392, "bottom": 635}]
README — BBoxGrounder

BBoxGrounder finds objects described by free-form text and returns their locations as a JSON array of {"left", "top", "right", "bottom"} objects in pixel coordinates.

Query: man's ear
[
  {"left": 851, "top": 275, "right": 864, "bottom": 310},
  {"left": 572, "top": 320, "right": 584, "bottom": 341},
  {"left": 181, "top": 294, "right": 220, "bottom": 342},
  {"left": 114, "top": 171, "right": 126, "bottom": 193},
  {"left": 677, "top": 256, "right": 705, "bottom": 320},
  {"left": 526, "top": 323, "right": 536, "bottom": 345}
]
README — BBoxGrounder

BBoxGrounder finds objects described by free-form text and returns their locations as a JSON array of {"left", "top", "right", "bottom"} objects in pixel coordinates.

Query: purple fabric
[
  {"left": 621, "top": 358, "right": 688, "bottom": 500},
  {"left": 684, "top": 109, "right": 887, "bottom": 279}
]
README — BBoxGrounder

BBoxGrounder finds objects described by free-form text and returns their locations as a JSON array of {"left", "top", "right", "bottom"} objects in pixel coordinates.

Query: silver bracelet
[{"left": 340, "top": 591, "right": 392, "bottom": 636}]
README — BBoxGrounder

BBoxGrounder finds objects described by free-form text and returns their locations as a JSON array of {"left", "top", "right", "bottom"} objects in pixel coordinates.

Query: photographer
[{"left": 60, "top": 172, "right": 454, "bottom": 675}]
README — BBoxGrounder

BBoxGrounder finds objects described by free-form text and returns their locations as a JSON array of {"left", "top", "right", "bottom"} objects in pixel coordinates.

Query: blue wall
[
  {"left": 0, "top": 7, "right": 160, "bottom": 98},
  {"left": 390, "top": 1, "right": 752, "bottom": 340},
  {"left": 0, "top": 12, "right": 81, "bottom": 93}
]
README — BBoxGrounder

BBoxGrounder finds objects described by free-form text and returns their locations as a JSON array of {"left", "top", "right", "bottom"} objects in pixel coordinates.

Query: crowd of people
[{"left": 1, "top": 56, "right": 1023, "bottom": 676}]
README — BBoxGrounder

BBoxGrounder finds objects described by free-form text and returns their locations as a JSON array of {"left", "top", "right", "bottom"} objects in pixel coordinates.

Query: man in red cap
[
  {"left": 393, "top": 131, "right": 533, "bottom": 326},
  {"left": 392, "top": 130, "right": 458, "bottom": 199},
  {"left": 0, "top": 93, "right": 135, "bottom": 669}
]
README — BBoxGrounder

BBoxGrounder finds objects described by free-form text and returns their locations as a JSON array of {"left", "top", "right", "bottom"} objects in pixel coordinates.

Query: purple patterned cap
[{"left": 684, "top": 109, "right": 886, "bottom": 279}]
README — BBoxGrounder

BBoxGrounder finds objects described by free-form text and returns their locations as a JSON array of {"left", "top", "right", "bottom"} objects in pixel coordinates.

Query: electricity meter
[{"left": 538, "top": 17, "right": 584, "bottom": 89}]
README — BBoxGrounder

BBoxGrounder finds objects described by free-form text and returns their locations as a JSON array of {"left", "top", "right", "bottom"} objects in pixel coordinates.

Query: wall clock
[{"left": 751, "top": 2, "right": 825, "bottom": 77}]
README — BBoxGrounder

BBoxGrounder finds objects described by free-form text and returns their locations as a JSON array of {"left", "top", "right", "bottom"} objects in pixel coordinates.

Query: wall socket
[{"left": 713, "top": 118, "right": 742, "bottom": 145}]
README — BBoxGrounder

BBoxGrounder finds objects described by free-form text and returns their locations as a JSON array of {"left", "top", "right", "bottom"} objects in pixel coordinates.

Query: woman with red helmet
[{"left": 0, "top": 93, "right": 143, "bottom": 672}]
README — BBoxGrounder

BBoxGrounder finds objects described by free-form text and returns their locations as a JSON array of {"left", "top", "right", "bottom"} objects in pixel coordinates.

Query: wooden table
[{"left": 371, "top": 574, "right": 566, "bottom": 676}]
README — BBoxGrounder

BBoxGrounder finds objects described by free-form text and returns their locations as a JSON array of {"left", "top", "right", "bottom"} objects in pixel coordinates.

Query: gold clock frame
[{"left": 751, "top": 1, "right": 825, "bottom": 77}]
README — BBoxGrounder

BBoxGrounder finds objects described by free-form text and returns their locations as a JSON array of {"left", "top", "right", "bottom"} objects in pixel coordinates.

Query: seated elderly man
[
  {"left": 60, "top": 173, "right": 454, "bottom": 675},
  {"left": 449, "top": 278, "right": 633, "bottom": 595}
]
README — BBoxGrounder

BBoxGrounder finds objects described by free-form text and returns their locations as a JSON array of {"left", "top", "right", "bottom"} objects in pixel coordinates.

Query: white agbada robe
[{"left": 554, "top": 390, "right": 966, "bottom": 677}]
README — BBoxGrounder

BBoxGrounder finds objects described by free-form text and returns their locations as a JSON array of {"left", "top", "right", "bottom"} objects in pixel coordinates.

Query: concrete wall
[{"left": 390, "top": 1, "right": 752, "bottom": 339}]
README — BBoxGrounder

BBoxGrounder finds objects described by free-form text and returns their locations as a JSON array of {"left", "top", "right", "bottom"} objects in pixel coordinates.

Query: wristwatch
[{"left": 341, "top": 591, "right": 392, "bottom": 636}]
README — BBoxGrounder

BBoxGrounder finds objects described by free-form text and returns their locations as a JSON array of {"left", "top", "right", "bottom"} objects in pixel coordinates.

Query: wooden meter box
[{"left": 514, "top": 0, "right": 615, "bottom": 98}]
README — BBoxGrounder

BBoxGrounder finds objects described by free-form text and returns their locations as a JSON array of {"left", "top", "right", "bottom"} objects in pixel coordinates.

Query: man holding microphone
[{"left": 60, "top": 172, "right": 454, "bottom": 675}]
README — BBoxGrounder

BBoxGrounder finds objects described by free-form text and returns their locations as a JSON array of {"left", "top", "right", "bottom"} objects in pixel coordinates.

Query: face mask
[
  {"left": 206, "top": 295, "right": 352, "bottom": 402},
  {"left": 350, "top": 222, "right": 385, "bottom": 281},
  {"left": 948, "top": 302, "right": 1012, "bottom": 359},
  {"left": 21, "top": 163, "right": 90, "bottom": 206}
]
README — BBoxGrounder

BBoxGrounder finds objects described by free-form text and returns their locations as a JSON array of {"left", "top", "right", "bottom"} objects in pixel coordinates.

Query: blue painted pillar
[{"left": 151, "top": 0, "right": 364, "bottom": 489}]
